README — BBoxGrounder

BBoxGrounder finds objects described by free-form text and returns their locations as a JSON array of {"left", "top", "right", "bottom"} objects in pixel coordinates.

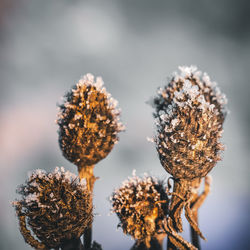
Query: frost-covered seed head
[
  {"left": 57, "top": 74, "right": 125, "bottom": 167},
  {"left": 110, "top": 172, "right": 168, "bottom": 247},
  {"left": 151, "top": 66, "right": 227, "bottom": 180},
  {"left": 13, "top": 167, "right": 92, "bottom": 249},
  {"left": 153, "top": 66, "right": 227, "bottom": 124}
]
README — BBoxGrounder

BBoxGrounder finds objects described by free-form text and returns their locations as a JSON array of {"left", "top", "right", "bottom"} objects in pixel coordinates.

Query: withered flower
[
  {"left": 13, "top": 167, "right": 92, "bottom": 249},
  {"left": 57, "top": 74, "right": 124, "bottom": 248},
  {"left": 111, "top": 171, "right": 168, "bottom": 248},
  {"left": 153, "top": 65, "right": 227, "bottom": 126},
  {"left": 57, "top": 73, "right": 124, "bottom": 169},
  {"left": 150, "top": 65, "right": 227, "bottom": 242},
  {"left": 152, "top": 65, "right": 227, "bottom": 180}
]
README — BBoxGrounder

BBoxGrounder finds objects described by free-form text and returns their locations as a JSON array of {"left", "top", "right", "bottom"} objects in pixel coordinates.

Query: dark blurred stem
[
  {"left": 78, "top": 164, "right": 97, "bottom": 250},
  {"left": 151, "top": 234, "right": 165, "bottom": 250},
  {"left": 84, "top": 226, "right": 92, "bottom": 249},
  {"left": 191, "top": 225, "right": 200, "bottom": 249},
  {"left": 190, "top": 195, "right": 201, "bottom": 249},
  {"left": 61, "top": 238, "right": 84, "bottom": 250},
  {"left": 131, "top": 235, "right": 165, "bottom": 250},
  {"left": 167, "top": 236, "right": 178, "bottom": 250}
]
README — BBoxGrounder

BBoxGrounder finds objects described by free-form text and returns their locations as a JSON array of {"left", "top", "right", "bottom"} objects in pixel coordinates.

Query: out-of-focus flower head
[
  {"left": 13, "top": 167, "right": 92, "bottom": 249},
  {"left": 111, "top": 171, "right": 168, "bottom": 247}
]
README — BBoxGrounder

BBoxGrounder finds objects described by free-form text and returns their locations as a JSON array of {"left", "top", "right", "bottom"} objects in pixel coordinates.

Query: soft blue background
[{"left": 0, "top": 0, "right": 249, "bottom": 249}]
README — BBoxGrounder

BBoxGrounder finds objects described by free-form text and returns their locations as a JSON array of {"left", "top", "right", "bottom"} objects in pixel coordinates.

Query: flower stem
[
  {"left": 189, "top": 176, "right": 211, "bottom": 249},
  {"left": 78, "top": 164, "right": 97, "bottom": 250},
  {"left": 167, "top": 236, "right": 177, "bottom": 250},
  {"left": 190, "top": 194, "right": 201, "bottom": 249},
  {"left": 61, "top": 238, "right": 84, "bottom": 250},
  {"left": 168, "top": 179, "right": 191, "bottom": 232},
  {"left": 131, "top": 235, "right": 165, "bottom": 250},
  {"left": 84, "top": 227, "right": 92, "bottom": 250}
]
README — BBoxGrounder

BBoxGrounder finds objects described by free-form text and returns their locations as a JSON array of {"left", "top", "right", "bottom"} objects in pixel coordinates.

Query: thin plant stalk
[
  {"left": 189, "top": 176, "right": 211, "bottom": 249},
  {"left": 78, "top": 164, "right": 97, "bottom": 249},
  {"left": 131, "top": 235, "right": 165, "bottom": 250},
  {"left": 163, "top": 217, "right": 196, "bottom": 250},
  {"left": 190, "top": 192, "right": 201, "bottom": 249},
  {"left": 166, "top": 178, "right": 189, "bottom": 250},
  {"left": 61, "top": 238, "right": 84, "bottom": 250},
  {"left": 167, "top": 236, "right": 177, "bottom": 250},
  {"left": 166, "top": 178, "right": 200, "bottom": 250}
]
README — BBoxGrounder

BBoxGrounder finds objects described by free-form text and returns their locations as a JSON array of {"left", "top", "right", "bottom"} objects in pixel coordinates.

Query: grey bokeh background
[{"left": 0, "top": 0, "right": 249, "bottom": 249}]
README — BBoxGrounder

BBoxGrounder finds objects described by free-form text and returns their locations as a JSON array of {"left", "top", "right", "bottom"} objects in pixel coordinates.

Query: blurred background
[{"left": 0, "top": 0, "right": 249, "bottom": 249}]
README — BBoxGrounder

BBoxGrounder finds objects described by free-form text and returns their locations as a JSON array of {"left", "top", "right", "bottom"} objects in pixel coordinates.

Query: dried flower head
[
  {"left": 151, "top": 66, "right": 227, "bottom": 180},
  {"left": 153, "top": 65, "right": 227, "bottom": 125},
  {"left": 110, "top": 171, "right": 168, "bottom": 247},
  {"left": 13, "top": 167, "right": 92, "bottom": 249},
  {"left": 57, "top": 74, "right": 125, "bottom": 167}
]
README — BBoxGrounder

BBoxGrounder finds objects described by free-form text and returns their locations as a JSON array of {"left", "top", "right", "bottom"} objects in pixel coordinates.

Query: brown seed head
[
  {"left": 111, "top": 171, "right": 168, "bottom": 246},
  {"left": 13, "top": 167, "right": 92, "bottom": 249},
  {"left": 153, "top": 66, "right": 227, "bottom": 125},
  {"left": 57, "top": 74, "right": 124, "bottom": 167},
  {"left": 152, "top": 66, "right": 227, "bottom": 180}
]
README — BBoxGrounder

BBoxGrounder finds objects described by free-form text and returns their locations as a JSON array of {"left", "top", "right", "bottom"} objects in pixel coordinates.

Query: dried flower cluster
[
  {"left": 57, "top": 73, "right": 125, "bottom": 168},
  {"left": 152, "top": 65, "right": 227, "bottom": 180},
  {"left": 13, "top": 167, "right": 92, "bottom": 249},
  {"left": 12, "top": 67, "right": 227, "bottom": 250},
  {"left": 111, "top": 171, "right": 168, "bottom": 247}
]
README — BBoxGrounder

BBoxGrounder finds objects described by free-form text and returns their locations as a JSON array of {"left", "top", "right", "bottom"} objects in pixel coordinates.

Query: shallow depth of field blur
[{"left": 0, "top": 0, "right": 249, "bottom": 249}]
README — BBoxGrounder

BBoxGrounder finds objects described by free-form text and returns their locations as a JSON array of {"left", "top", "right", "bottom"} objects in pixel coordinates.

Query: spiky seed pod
[
  {"left": 152, "top": 66, "right": 227, "bottom": 180},
  {"left": 111, "top": 171, "right": 168, "bottom": 248},
  {"left": 57, "top": 73, "right": 124, "bottom": 168},
  {"left": 13, "top": 167, "right": 92, "bottom": 249}
]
